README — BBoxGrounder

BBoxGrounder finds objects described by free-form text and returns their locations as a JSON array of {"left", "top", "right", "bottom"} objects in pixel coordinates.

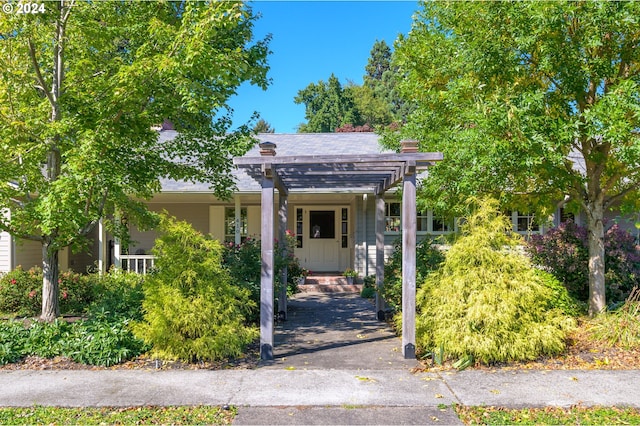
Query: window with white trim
[
  {"left": 385, "top": 202, "right": 401, "bottom": 232},
  {"left": 224, "top": 207, "right": 247, "bottom": 243}
]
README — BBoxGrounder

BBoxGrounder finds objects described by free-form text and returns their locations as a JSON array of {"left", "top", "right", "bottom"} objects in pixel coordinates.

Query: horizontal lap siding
[{"left": 0, "top": 231, "right": 11, "bottom": 273}]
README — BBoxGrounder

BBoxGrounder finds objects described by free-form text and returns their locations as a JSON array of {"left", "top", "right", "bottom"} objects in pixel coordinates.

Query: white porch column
[
  {"left": 375, "top": 194, "right": 386, "bottom": 320},
  {"left": 113, "top": 215, "right": 121, "bottom": 269},
  {"left": 98, "top": 219, "right": 107, "bottom": 274},
  {"left": 259, "top": 142, "right": 276, "bottom": 361},
  {"left": 234, "top": 195, "right": 242, "bottom": 245},
  {"left": 401, "top": 140, "right": 418, "bottom": 359},
  {"left": 278, "top": 194, "right": 288, "bottom": 319}
]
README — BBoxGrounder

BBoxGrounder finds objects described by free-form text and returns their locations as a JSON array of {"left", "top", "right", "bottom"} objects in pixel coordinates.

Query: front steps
[{"left": 299, "top": 275, "right": 363, "bottom": 293}]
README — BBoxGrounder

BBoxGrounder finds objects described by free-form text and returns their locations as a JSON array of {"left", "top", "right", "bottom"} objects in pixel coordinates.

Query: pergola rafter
[{"left": 233, "top": 140, "right": 443, "bottom": 361}]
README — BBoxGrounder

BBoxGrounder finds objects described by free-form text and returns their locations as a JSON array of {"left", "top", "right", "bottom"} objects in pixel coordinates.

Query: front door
[{"left": 294, "top": 206, "right": 349, "bottom": 272}]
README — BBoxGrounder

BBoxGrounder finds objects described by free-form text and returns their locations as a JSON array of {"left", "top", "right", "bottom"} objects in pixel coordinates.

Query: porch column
[
  {"left": 259, "top": 142, "right": 276, "bottom": 360},
  {"left": 234, "top": 195, "right": 242, "bottom": 245},
  {"left": 98, "top": 219, "right": 107, "bottom": 274},
  {"left": 375, "top": 194, "right": 386, "bottom": 320},
  {"left": 278, "top": 194, "right": 288, "bottom": 319},
  {"left": 401, "top": 140, "right": 418, "bottom": 359},
  {"left": 113, "top": 215, "right": 121, "bottom": 269}
]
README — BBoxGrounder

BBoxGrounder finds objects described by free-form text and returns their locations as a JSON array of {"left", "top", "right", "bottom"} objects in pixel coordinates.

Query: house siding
[
  {"left": 130, "top": 203, "right": 211, "bottom": 253},
  {"left": 0, "top": 230, "right": 11, "bottom": 274},
  {"left": 14, "top": 239, "right": 42, "bottom": 271}
]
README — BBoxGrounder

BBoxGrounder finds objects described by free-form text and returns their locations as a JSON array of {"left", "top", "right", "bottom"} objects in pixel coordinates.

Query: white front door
[{"left": 294, "top": 206, "right": 349, "bottom": 273}]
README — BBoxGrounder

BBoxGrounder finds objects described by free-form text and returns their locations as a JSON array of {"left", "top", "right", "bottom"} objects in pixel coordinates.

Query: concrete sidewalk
[{"left": 0, "top": 292, "right": 639, "bottom": 425}]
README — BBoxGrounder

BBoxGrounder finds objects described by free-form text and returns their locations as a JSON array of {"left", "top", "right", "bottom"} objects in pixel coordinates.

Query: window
[
  {"left": 417, "top": 210, "right": 428, "bottom": 232},
  {"left": 385, "top": 202, "right": 401, "bottom": 232},
  {"left": 309, "top": 210, "right": 335, "bottom": 239},
  {"left": 514, "top": 211, "right": 539, "bottom": 233},
  {"left": 224, "top": 207, "right": 247, "bottom": 243},
  {"left": 385, "top": 202, "right": 454, "bottom": 234},
  {"left": 432, "top": 215, "right": 452, "bottom": 233}
]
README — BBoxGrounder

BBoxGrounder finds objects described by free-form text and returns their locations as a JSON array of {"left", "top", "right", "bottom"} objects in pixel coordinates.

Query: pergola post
[
  {"left": 375, "top": 194, "right": 386, "bottom": 320},
  {"left": 278, "top": 194, "right": 288, "bottom": 319},
  {"left": 259, "top": 142, "right": 276, "bottom": 361},
  {"left": 401, "top": 140, "right": 418, "bottom": 359}
]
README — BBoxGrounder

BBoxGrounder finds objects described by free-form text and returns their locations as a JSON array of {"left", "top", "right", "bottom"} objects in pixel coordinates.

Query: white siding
[
  {"left": 247, "top": 206, "right": 261, "bottom": 238},
  {"left": 0, "top": 230, "right": 11, "bottom": 273}
]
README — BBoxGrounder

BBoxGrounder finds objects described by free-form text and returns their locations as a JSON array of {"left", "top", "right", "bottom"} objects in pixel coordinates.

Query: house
[{"left": 2, "top": 131, "right": 638, "bottom": 276}]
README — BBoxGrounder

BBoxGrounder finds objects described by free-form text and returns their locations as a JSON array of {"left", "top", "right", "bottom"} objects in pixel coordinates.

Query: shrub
[
  {"left": 57, "top": 271, "right": 93, "bottom": 315},
  {"left": 88, "top": 269, "right": 145, "bottom": 321},
  {"left": 527, "top": 222, "right": 640, "bottom": 305},
  {"left": 133, "top": 215, "right": 258, "bottom": 362},
  {"left": 0, "top": 267, "right": 94, "bottom": 317},
  {"left": 415, "top": 198, "right": 575, "bottom": 365},
  {"left": 381, "top": 237, "right": 445, "bottom": 312},
  {"left": 0, "top": 267, "right": 41, "bottom": 316},
  {"left": 222, "top": 231, "right": 304, "bottom": 323}
]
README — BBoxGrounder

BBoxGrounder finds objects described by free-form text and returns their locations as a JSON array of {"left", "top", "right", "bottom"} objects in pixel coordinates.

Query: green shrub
[
  {"left": 88, "top": 269, "right": 145, "bottom": 321},
  {"left": 133, "top": 214, "right": 258, "bottom": 362},
  {"left": 57, "top": 271, "right": 93, "bottom": 315},
  {"left": 381, "top": 237, "right": 445, "bottom": 312},
  {"left": 0, "top": 267, "right": 94, "bottom": 317},
  {"left": 222, "top": 231, "right": 304, "bottom": 323},
  {"left": 0, "top": 267, "right": 41, "bottom": 316},
  {"left": 415, "top": 198, "right": 575, "bottom": 365}
]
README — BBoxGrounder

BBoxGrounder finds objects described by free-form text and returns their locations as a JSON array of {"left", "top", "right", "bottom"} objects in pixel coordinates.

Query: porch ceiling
[{"left": 233, "top": 152, "right": 444, "bottom": 195}]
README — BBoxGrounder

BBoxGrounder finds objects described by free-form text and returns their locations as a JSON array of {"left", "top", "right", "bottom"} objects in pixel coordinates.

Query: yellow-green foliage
[
  {"left": 416, "top": 198, "right": 575, "bottom": 364},
  {"left": 133, "top": 214, "right": 258, "bottom": 362}
]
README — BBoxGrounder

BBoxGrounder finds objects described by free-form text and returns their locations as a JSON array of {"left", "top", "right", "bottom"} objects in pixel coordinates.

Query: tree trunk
[
  {"left": 586, "top": 201, "right": 606, "bottom": 316},
  {"left": 41, "top": 242, "right": 60, "bottom": 322}
]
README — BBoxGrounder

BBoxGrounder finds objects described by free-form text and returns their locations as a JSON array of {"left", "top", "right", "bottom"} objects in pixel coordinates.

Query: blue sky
[{"left": 227, "top": 1, "right": 420, "bottom": 133}]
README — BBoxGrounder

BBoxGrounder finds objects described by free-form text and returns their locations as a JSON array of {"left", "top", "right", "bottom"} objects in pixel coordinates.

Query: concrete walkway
[{"left": 0, "top": 292, "right": 639, "bottom": 425}]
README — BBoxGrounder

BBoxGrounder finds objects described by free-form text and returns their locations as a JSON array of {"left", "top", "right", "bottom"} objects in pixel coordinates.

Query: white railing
[{"left": 120, "top": 254, "right": 156, "bottom": 274}]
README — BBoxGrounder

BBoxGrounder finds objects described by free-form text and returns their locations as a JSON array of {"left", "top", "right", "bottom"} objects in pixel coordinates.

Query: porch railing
[{"left": 120, "top": 254, "right": 156, "bottom": 274}]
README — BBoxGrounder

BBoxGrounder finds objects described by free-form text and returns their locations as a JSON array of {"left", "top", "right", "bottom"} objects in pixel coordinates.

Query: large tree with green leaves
[
  {"left": 383, "top": 1, "right": 640, "bottom": 315},
  {"left": 0, "top": 0, "right": 270, "bottom": 321},
  {"left": 295, "top": 74, "right": 361, "bottom": 132}
]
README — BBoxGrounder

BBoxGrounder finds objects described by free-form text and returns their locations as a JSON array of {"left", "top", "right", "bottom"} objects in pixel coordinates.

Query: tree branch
[{"left": 27, "top": 39, "right": 55, "bottom": 108}]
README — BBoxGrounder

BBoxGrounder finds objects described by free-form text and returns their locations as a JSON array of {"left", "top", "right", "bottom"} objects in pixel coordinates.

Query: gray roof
[{"left": 160, "top": 132, "right": 393, "bottom": 193}]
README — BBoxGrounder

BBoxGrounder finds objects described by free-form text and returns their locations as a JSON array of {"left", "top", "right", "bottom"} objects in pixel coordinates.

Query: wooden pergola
[{"left": 233, "top": 140, "right": 443, "bottom": 360}]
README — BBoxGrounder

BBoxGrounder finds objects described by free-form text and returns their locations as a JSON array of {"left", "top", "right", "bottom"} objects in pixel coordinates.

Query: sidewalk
[{"left": 0, "top": 292, "right": 638, "bottom": 425}]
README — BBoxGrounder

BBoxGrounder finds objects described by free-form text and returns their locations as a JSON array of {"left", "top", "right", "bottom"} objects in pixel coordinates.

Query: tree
[
  {"left": 0, "top": 1, "right": 270, "bottom": 321},
  {"left": 253, "top": 119, "right": 275, "bottom": 133},
  {"left": 294, "top": 74, "right": 361, "bottom": 132},
  {"left": 384, "top": 1, "right": 640, "bottom": 315}
]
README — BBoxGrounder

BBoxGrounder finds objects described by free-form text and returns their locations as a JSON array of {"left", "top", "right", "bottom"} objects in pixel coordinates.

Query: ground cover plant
[
  {"left": 0, "top": 269, "right": 148, "bottom": 367},
  {"left": 415, "top": 198, "right": 576, "bottom": 366}
]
